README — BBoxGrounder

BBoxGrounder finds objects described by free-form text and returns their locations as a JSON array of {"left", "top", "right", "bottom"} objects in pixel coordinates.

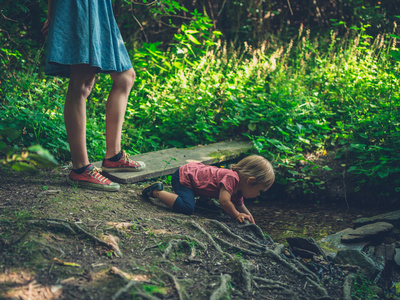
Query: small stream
[{"left": 246, "top": 199, "right": 393, "bottom": 244}]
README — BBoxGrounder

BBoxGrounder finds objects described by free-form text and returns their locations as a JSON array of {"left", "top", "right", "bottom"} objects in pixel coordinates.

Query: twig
[{"left": 287, "top": 0, "right": 294, "bottom": 16}]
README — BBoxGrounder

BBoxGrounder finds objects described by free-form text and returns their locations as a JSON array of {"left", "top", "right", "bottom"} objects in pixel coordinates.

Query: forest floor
[{"left": 0, "top": 166, "right": 389, "bottom": 300}]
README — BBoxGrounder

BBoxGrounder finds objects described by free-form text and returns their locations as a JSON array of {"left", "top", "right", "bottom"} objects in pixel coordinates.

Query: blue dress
[{"left": 45, "top": 0, "right": 133, "bottom": 78}]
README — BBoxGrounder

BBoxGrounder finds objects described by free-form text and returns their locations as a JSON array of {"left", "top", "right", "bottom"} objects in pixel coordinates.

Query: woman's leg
[
  {"left": 65, "top": 64, "right": 96, "bottom": 169},
  {"left": 105, "top": 68, "right": 136, "bottom": 159}
]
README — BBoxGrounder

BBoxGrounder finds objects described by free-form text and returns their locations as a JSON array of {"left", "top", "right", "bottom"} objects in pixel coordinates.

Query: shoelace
[
  {"left": 88, "top": 166, "right": 108, "bottom": 183},
  {"left": 122, "top": 152, "right": 140, "bottom": 167}
]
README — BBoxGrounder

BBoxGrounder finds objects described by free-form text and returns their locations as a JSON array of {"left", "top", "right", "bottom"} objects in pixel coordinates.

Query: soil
[{"left": 0, "top": 166, "right": 391, "bottom": 299}]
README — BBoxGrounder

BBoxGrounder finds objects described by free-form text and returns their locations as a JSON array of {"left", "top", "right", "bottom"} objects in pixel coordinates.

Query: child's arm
[
  {"left": 236, "top": 204, "right": 255, "bottom": 224},
  {"left": 219, "top": 187, "right": 252, "bottom": 223}
]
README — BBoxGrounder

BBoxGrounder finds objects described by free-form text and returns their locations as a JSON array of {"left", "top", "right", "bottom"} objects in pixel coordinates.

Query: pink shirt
[{"left": 179, "top": 162, "right": 244, "bottom": 206}]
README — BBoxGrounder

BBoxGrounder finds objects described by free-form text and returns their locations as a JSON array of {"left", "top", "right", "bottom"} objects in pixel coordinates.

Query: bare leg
[
  {"left": 65, "top": 64, "right": 96, "bottom": 169},
  {"left": 152, "top": 190, "right": 179, "bottom": 208},
  {"left": 105, "top": 68, "right": 136, "bottom": 159}
]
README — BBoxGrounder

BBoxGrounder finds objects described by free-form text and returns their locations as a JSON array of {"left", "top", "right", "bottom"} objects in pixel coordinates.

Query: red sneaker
[
  {"left": 68, "top": 164, "right": 120, "bottom": 192},
  {"left": 102, "top": 151, "right": 146, "bottom": 172}
]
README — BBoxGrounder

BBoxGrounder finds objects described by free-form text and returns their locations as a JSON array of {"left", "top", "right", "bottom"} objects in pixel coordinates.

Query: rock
[
  {"left": 318, "top": 228, "right": 368, "bottom": 257},
  {"left": 291, "top": 247, "right": 317, "bottom": 259},
  {"left": 286, "top": 237, "right": 326, "bottom": 258},
  {"left": 334, "top": 249, "right": 383, "bottom": 279},
  {"left": 341, "top": 222, "right": 394, "bottom": 244},
  {"left": 394, "top": 248, "right": 400, "bottom": 266},
  {"left": 354, "top": 210, "right": 400, "bottom": 228},
  {"left": 375, "top": 244, "right": 395, "bottom": 261}
]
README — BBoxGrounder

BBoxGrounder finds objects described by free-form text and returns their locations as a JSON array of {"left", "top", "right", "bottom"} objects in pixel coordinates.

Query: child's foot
[
  {"left": 102, "top": 151, "right": 146, "bottom": 172},
  {"left": 142, "top": 182, "right": 163, "bottom": 198},
  {"left": 68, "top": 164, "right": 120, "bottom": 192}
]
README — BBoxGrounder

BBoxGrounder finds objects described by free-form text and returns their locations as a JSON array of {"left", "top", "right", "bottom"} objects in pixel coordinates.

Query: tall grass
[{"left": 1, "top": 25, "right": 399, "bottom": 202}]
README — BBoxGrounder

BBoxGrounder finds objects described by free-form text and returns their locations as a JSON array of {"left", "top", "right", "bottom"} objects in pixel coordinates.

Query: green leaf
[
  {"left": 0, "top": 128, "right": 21, "bottom": 140},
  {"left": 28, "top": 145, "right": 58, "bottom": 168},
  {"left": 186, "top": 34, "right": 201, "bottom": 45},
  {"left": 377, "top": 168, "right": 389, "bottom": 179},
  {"left": 390, "top": 50, "right": 400, "bottom": 62},
  {"left": 11, "top": 162, "right": 38, "bottom": 174}
]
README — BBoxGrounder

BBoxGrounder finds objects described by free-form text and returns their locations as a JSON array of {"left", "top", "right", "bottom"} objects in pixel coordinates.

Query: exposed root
[
  {"left": 73, "top": 223, "right": 123, "bottom": 257},
  {"left": 162, "top": 270, "right": 184, "bottom": 300},
  {"left": 262, "top": 249, "right": 319, "bottom": 282},
  {"left": 162, "top": 239, "right": 181, "bottom": 259},
  {"left": 188, "top": 220, "right": 224, "bottom": 254},
  {"left": 36, "top": 241, "right": 65, "bottom": 256},
  {"left": 213, "top": 235, "right": 263, "bottom": 256},
  {"left": 238, "top": 222, "right": 268, "bottom": 243},
  {"left": 253, "top": 277, "right": 293, "bottom": 294},
  {"left": 208, "top": 219, "right": 266, "bottom": 250},
  {"left": 305, "top": 277, "right": 330, "bottom": 298},
  {"left": 210, "top": 274, "right": 232, "bottom": 300},
  {"left": 175, "top": 235, "right": 207, "bottom": 250},
  {"left": 238, "top": 260, "right": 252, "bottom": 292},
  {"left": 28, "top": 219, "right": 76, "bottom": 234},
  {"left": 343, "top": 273, "right": 356, "bottom": 300}
]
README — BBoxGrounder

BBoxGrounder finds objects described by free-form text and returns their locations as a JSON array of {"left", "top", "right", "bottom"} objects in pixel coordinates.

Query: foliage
[
  {"left": 351, "top": 274, "right": 377, "bottom": 300},
  {"left": 0, "top": 128, "right": 58, "bottom": 173},
  {"left": 1, "top": 1, "right": 400, "bottom": 204}
]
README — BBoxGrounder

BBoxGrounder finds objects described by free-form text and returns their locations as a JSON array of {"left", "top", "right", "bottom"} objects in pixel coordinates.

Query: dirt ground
[{"left": 0, "top": 166, "right": 376, "bottom": 300}]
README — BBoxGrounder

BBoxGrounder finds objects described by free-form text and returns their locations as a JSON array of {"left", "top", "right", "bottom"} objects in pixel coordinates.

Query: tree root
[
  {"left": 208, "top": 219, "right": 267, "bottom": 251},
  {"left": 213, "top": 235, "right": 263, "bottom": 256},
  {"left": 253, "top": 277, "right": 293, "bottom": 295},
  {"left": 28, "top": 219, "right": 123, "bottom": 257},
  {"left": 343, "top": 273, "right": 356, "bottom": 300},
  {"left": 238, "top": 222, "right": 269, "bottom": 244},
  {"left": 28, "top": 219, "right": 76, "bottom": 234},
  {"left": 73, "top": 223, "right": 123, "bottom": 257},
  {"left": 238, "top": 260, "right": 252, "bottom": 292},
  {"left": 262, "top": 249, "right": 320, "bottom": 283},
  {"left": 175, "top": 235, "right": 207, "bottom": 251},
  {"left": 162, "top": 270, "right": 184, "bottom": 300},
  {"left": 210, "top": 274, "right": 232, "bottom": 300},
  {"left": 188, "top": 220, "right": 224, "bottom": 254}
]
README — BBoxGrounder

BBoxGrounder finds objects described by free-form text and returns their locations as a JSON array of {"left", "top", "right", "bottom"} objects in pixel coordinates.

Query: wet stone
[
  {"left": 334, "top": 249, "right": 383, "bottom": 279},
  {"left": 341, "top": 222, "right": 394, "bottom": 244},
  {"left": 354, "top": 210, "right": 400, "bottom": 228}
]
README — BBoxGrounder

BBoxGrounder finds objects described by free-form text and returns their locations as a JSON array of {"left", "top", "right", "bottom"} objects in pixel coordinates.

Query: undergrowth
[{"left": 1, "top": 20, "right": 400, "bottom": 205}]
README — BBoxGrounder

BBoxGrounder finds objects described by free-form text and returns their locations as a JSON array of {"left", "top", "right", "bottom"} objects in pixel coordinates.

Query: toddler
[{"left": 142, "top": 155, "right": 275, "bottom": 223}]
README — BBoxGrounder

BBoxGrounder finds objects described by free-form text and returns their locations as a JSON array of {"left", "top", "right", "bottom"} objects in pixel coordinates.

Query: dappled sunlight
[{"left": 0, "top": 270, "right": 62, "bottom": 299}]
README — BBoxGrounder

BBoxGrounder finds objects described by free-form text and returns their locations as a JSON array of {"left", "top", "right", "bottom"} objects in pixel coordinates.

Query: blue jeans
[{"left": 171, "top": 169, "right": 196, "bottom": 215}]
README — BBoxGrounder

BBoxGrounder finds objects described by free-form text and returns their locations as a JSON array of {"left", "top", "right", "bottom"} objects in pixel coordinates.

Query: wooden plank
[{"left": 93, "top": 140, "right": 253, "bottom": 183}]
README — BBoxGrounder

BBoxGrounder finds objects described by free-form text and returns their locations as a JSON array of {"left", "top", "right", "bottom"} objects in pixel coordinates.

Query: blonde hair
[{"left": 231, "top": 155, "right": 275, "bottom": 189}]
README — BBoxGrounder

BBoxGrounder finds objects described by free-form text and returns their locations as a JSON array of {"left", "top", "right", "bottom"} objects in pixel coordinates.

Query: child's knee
[{"left": 172, "top": 196, "right": 195, "bottom": 215}]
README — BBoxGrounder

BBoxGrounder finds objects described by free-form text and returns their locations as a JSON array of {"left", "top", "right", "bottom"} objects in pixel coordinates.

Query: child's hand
[{"left": 236, "top": 213, "right": 253, "bottom": 223}]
